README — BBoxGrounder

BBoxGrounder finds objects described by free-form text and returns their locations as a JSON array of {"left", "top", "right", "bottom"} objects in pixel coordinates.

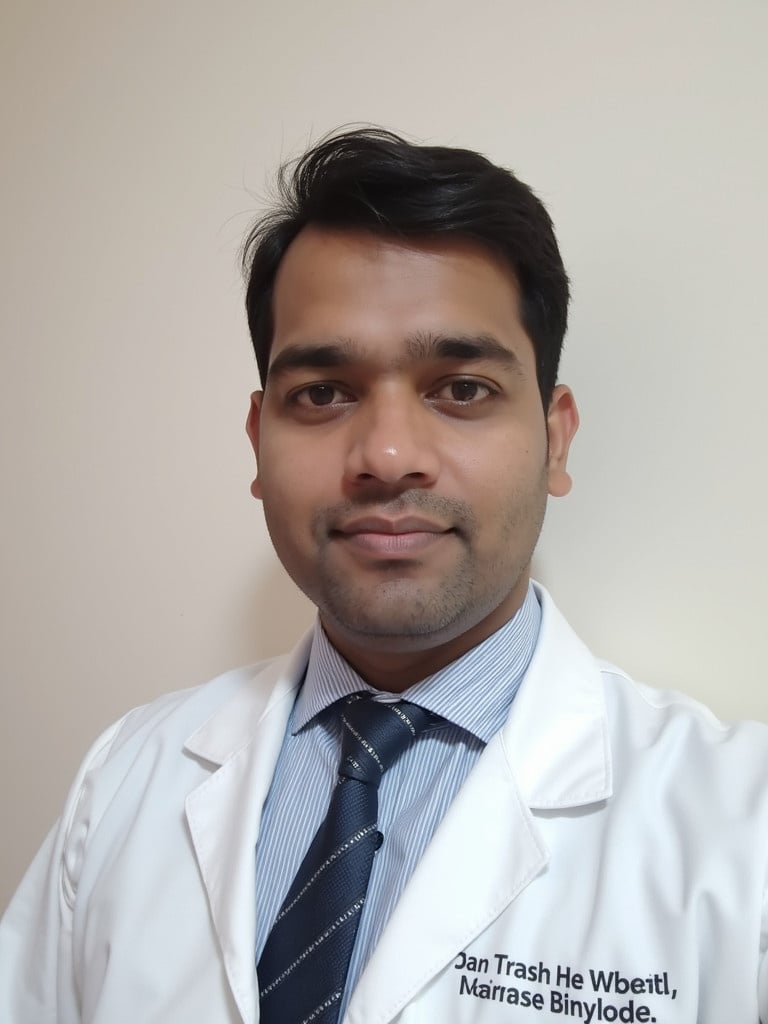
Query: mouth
[{"left": 331, "top": 516, "right": 455, "bottom": 558}]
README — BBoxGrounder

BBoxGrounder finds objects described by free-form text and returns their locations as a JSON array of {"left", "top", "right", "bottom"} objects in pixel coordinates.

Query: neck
[{"left": 320, "top": 582, "right": 530, "bottom": 692}]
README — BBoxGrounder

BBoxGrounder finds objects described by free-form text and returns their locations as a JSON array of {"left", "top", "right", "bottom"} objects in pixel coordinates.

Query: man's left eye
[{"left": 433, "top": 380, "right": 493, "bottom": 403}]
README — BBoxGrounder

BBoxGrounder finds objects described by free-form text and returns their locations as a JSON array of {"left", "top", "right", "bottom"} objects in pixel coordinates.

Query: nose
[{"left": 344, "top": 389, "right": 440, "bottom": 488}]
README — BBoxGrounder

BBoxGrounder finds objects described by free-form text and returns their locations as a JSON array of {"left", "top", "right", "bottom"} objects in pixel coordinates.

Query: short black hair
[{"left": 242, "top": 127, "right": 569, "bottom": 405}]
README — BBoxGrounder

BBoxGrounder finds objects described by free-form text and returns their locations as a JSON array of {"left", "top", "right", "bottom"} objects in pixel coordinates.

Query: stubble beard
[
  {"left": 302, "top": 482, "right": 548, "bottom": 647},
  {"left": 318, "top": 548, "right": 478, "bottom": 642}
]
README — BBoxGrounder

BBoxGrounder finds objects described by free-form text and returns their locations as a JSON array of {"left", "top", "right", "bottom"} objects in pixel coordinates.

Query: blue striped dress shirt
[{"left": 254, "top": 583, "right": 541, "bottom": 1016}]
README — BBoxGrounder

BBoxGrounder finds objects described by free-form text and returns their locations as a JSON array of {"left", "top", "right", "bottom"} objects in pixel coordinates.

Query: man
[{"left": 1, "top": 128, "right": 767, "bottom": 1023}]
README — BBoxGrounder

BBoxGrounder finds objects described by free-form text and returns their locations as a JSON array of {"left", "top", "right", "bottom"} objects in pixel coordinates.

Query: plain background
[{"left": 1, "top": 0, "right": 767, "bottom": 912}]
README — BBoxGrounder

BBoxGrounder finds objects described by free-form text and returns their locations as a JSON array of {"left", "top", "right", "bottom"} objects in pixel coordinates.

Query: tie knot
[{"left": 338, "top": 693, "right": 434, "bottom": 785}]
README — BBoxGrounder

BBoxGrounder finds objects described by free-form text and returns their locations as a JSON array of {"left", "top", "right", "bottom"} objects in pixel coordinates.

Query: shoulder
[
  {"left": 599, "top": 657, "right": 768, "bottom": 746},
  {"left": 535, "top": 582, "right": 768, "bottom": 754},
  {"left": 105, "top": 658, "right": 286, "bottom": 756},
  {"left": 72, "top": 656, "right": 287, "bottom": 777},
  {"left": 52, "top": 646, "right": 308, "bottom": 905},
  {"left": 597, "top": 660, "right": 768, "bottom": 816},
  {"left": 60, "top": 646, "right": 306, "bottom": 823},
  {"left": 524, "top": 584, "right": 768, "bottom": 809}
]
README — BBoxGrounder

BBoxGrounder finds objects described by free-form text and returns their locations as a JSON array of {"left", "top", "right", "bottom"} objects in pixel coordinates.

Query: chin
[{"left": 320, "top": 593, "right": 492, "bottom": 650}]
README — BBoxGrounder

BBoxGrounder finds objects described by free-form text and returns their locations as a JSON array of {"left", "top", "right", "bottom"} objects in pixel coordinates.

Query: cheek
[
  {"left": 452, "top": 432, "right": 548, "bottom": 492},
  {"left": 257, "top": 435, "right": 335, "bottom": 517},
  {"left": 258, "top": 428, "right": 308, "bottom": 480}
]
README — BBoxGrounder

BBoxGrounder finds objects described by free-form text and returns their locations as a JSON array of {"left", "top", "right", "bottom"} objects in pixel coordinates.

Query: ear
[
  {"left": 546, "top": 385, "right": 579, "bottom": 498},
  {"left": 245, "top": 391, "right": 264, "bottom": 499}
]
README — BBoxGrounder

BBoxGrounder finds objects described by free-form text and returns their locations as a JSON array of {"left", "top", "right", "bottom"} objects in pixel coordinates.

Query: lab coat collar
[
  {"left": 504, "top": 580, "right": 613, "bottom": 809},
  {"left": 183, "top": 631, "right": 312, "bottom": 767},
  {"left": 181, "top": 583, "right": 612, "bottom": 808}
]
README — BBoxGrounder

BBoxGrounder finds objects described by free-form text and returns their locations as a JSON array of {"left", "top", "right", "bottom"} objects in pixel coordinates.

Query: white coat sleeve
[{"left": 0, "top": 720, "right": 127, "bottom": 1024}]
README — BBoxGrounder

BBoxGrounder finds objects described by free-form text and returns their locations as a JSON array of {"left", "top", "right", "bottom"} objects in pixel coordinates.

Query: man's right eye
[{"left": 292, "top": 384, "right": 354, "bottom": 407}]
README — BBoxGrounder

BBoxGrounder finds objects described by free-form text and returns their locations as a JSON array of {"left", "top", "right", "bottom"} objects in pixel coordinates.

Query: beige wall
[{"left": 1, "top": 0, "right": 766, "bottom": 910}]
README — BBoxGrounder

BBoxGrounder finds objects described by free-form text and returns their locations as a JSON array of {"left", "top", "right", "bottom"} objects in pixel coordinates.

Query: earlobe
[
  {"left": 245, "top": 391, "right": 264, "bottom": 499},
  {"left": 546, "top": 385, "right": 579, "bottom": 498}
]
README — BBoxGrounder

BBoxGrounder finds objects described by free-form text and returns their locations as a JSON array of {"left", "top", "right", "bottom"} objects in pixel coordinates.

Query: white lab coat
[{"left": 2, "top": 584, "right": 768, "bottom": 1023}]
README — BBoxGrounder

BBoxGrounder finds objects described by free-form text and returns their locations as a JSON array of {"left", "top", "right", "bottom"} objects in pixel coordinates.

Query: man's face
[{"left": 247, "top": 227, "right": 577, "bottom": 684}]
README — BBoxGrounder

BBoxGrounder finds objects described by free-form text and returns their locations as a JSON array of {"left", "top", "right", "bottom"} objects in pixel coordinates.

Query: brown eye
[
  {"left": 431, "top": 379, "right": 494, "bottom": 403},
  {"left": 306, "top": 384, "right": 337, "bottom": 406},
  {"left": 450, "top": 380, "right": 483, "bottom": 402},
  {"left": 291, "top": 383, "right": 355, "bottom": 410}
]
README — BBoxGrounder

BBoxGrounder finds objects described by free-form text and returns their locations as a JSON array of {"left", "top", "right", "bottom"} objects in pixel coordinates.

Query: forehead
[{"left": 270, "top": 227, "right": 533, "bottom": 367}]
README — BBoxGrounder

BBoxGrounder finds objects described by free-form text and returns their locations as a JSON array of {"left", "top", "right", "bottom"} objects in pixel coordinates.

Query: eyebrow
[
  {"left": 266, "top": 339, "right": 359, "bottom": 381},
  {"left": 265, "top": 331, "right": 523, "bottom": 381},
  {"left": 406, "top": 331, "right": 522, "bottom": 370}
]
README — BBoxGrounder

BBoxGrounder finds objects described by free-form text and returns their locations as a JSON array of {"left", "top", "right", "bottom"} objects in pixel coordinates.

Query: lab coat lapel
[
  {"left": 183, "top": 635, "right": 312, "bottom": 1024},
  {"left": 345, "top": 585, "right": 612, "bottom": 1024},
  {"left": 346, "top": 733, "right": 547, "bottom": 1024}
]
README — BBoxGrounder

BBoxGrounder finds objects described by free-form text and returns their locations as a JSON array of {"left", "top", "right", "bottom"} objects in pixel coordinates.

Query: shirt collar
[{"left": 293, "top": 583, "right": 541, "bottom": 744}]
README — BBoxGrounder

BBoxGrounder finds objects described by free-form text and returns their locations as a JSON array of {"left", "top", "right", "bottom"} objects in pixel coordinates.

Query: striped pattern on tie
[{"left": 257, "top": 694, "right": 437, "bottom": 1024}]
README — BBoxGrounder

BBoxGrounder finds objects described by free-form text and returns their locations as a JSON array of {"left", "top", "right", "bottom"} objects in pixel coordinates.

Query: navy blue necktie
[{"left": 257, "top": 692, "right": 435, "bottom": 1024}]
